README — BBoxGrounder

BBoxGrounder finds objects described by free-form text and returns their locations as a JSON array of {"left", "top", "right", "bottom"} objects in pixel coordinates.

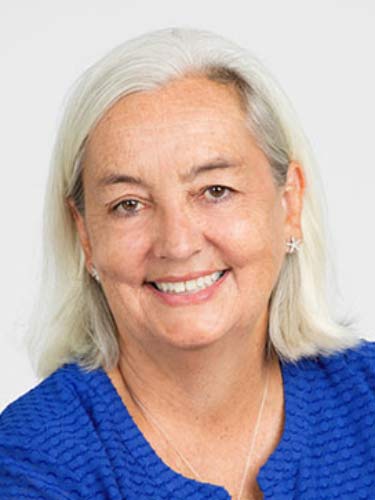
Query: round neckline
[{"left": 85, "top": 358, "right": 308, "bottom": 499}]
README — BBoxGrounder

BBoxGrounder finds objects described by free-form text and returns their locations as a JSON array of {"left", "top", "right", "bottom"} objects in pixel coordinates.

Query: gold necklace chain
[{"left": 127, "top": 367, "right": 270, "bottom": 500}]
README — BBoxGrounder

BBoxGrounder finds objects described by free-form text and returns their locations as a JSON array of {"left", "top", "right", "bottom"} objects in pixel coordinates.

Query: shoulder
[
  {"left": 284, "top": 338, "right": 375, "bottom": 440},
  {"left": 281, "top": 338, "right": 375, "bottom": 440},
  {"left": 1, "top": 363, "right": 89, "bottom": 444},
  {"left": 0, "top": 363, "right": 105, "bottom": 497},
  {"left": 327, "top": 337, "right": 375, "bottom": 365},
  {"left": 314, "top": 338, "right": 375, "bottom": 392},
  {"left": 340, "top": 338, "right": 375, "bottom": 375},
  {"left": 288, "top": 338, "right": 375, "bottom": 388},
  {"left": 260, "top": 341, "right": 375, "bottom": 496}
]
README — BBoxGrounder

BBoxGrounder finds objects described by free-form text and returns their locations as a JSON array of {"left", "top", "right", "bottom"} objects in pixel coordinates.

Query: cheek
[
  {"left": 218, "top": 207, "right": 286, "bottom": 311},
  {"left": 88, "top": 221, "right": 151, "bottom": 284},
  {"left": 215, "top": 202, "right": 284, "bottom": 269}
]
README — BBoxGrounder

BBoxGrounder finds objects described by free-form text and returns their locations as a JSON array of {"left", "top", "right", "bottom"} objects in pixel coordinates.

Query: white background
[{"left": 1, "top": 0, "right": 374, "bottom": 411}]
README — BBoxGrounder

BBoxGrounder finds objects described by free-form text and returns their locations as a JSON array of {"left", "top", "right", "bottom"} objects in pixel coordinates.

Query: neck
[
  {"left": 106, "top": 317, "right": 285, "bottom": 500},
  {"left": 114, "top": 316, "right": 275, "bottom": 431}
]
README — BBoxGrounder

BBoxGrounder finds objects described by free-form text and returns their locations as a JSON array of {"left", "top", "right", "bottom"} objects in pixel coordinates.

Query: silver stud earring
[
  {"left": 286, "top": 236, "right": 302, "bottom": 254},
  {"left": 91, "top": 266, "right": 100, "bottom": 282}
]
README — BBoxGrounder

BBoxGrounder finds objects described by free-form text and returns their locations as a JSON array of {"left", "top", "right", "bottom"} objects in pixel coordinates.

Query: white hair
[{"left": 26, "top": 27, "right": 360, "bottom": 379}]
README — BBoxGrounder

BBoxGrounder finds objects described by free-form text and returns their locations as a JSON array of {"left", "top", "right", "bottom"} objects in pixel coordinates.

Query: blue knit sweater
[{"left": 1, "top": 340, "right": 375, "bottom": 499}]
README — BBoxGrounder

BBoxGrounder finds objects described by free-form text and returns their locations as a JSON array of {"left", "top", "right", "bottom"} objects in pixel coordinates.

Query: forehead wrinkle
[
  {"left": 92, "top": 115, "right": 249, "bottom": 139},
  {"left": 88, "top": 114, "right": 248, "bottom": 169},
  {"left": 85, "top": 79, "right": 258, "bottom": 189},
  {"left": 89, "top": 75, "right": 250, "bottom": 146},
  {"left": 95, "top": 153, "right": 246, "bottom": 193},
  {"left": 89, "top": 120, "right": 255, "bottom": 191}
]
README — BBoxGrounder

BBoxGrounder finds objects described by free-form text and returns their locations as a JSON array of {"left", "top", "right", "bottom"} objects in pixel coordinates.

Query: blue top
[{"left": 1, "top": 340, "right": 375, "bottom": 499}]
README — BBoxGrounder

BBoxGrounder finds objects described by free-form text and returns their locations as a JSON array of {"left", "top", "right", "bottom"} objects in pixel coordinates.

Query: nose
[{"left": 152, "top": 204, "right": 204, "bottom": 261}]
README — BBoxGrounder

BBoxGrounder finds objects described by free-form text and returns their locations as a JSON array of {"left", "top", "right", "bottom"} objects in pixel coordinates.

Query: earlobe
[{"left": 66, "top": 197, "right": 93, "bottom": 273}]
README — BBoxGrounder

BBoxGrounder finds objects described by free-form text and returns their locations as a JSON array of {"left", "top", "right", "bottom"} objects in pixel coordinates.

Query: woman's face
[{"left": 71, "top": 77, "right": 304, "bottom": 353}]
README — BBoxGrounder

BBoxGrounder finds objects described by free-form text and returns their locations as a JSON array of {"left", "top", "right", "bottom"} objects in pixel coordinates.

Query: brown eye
[
  {"left": 112, "top": 199, "right": 144, "bottom": 217},
  {"left": 204, "top": 185, "right": 233, "bottom": 202}
]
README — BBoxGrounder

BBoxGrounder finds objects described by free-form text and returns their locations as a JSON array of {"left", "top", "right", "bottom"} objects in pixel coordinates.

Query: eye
[
  {"left": 111, "top": 199, "right": 144, "bottom": 217},
  {"left": 203, "top": 185, "right": 234, "bottom": 203}
]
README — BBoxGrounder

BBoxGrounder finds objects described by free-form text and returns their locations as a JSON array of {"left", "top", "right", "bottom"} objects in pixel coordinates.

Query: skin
[{"left": 69, "top": 76, "right": 305, "bottom": 499}]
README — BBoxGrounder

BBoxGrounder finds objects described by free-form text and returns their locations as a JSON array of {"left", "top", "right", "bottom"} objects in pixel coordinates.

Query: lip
[
  {"left": 144, "top": 269, "right": 230, "bottom": 306},
  {"left": 147, "top": 269, "right": 227, "bottom": 284}
]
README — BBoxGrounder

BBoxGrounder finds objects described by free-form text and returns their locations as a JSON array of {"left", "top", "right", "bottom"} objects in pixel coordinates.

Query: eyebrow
[
  {"left": 180, "top": 158, "right": 241, "bottom": 182},
  {"left": 97, "top": 172, "right": 151, "bottom": 189},
  {"left": 96, "top": 157, "right": 241, "bottom": 189}
]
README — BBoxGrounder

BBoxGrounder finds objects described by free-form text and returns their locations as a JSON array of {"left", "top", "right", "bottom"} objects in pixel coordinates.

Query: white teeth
[
  {"left": 185, "top": 280, "right": 197, "bottom": 292},
  {"left": 203, "top": 274, "right": 215, "bottom": 286},
  {"left": 154, "top": 271, "right": 224, "bottom": 294},
  {"left": 171, "top": 282, "right": 185, "bottom": 293},
  {"left": 196, "top": 276, "right": 205, "bottom": 288}
]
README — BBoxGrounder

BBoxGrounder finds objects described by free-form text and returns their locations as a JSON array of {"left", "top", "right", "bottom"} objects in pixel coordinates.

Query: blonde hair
[{"left": 27, "top": 27, "right": 360, "bottom": 379}]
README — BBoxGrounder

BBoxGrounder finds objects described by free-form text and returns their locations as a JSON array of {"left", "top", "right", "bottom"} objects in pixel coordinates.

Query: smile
[
  {"left": 151, "top": 270, "right": 226, "bottom": 294},
  {"left": 145, "top": 269, "right": 230, "bottom": 306}
]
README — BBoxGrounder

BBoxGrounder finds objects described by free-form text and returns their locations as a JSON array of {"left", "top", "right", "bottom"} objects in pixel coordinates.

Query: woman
[{"left": 1, "top": 27, "right": 374, "bottom": 499}]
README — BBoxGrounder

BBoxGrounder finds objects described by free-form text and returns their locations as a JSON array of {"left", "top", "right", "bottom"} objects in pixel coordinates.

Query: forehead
[
  {"left": 105, "top": 76, "right": 243, "bottom": 120},
  {"left": 82, "top": 77, "right": 262, "bottom": 180},
  {"left": 88, "top": 77, "right": 247, "bottom": 142}
]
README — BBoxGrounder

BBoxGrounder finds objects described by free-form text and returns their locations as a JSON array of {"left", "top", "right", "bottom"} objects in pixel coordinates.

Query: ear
[
  {"left": 281, "top": 161, "right": 306, "bottom": 240},
  {"left": 66, "top": 197, "right": 93, "bottom": 274}
]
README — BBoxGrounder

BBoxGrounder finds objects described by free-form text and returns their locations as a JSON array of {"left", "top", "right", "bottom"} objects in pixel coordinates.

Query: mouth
[{"left": 146, "top": 269, "right": 230, "bottom": 295}]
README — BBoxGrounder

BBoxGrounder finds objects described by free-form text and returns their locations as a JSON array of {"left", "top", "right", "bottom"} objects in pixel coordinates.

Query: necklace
[{"left": 126, "top": 366, "right": 270, "bottom": 500}]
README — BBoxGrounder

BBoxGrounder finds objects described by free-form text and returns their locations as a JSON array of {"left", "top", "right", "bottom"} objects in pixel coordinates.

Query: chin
[{"left": 156, "top": 326, "right": 228, "bottom": 351}]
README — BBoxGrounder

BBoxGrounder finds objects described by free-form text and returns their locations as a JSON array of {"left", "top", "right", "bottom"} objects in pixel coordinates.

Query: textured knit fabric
[{"left": 1, "top": 340, "right": 375, "bottom": 499}]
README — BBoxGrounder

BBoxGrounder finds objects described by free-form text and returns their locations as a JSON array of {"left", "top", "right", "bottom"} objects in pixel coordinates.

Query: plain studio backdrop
[{"left": 0, "top": 0, "right": 374, "bottom": 411}]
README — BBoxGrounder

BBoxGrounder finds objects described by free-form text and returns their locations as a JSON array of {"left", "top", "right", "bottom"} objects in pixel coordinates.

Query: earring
[
  {"left": 91, "top": 266, "right": 100, "bottom": 282},
  {"left": 286, "top": 236, "right": 302, "bottom": 254}
]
